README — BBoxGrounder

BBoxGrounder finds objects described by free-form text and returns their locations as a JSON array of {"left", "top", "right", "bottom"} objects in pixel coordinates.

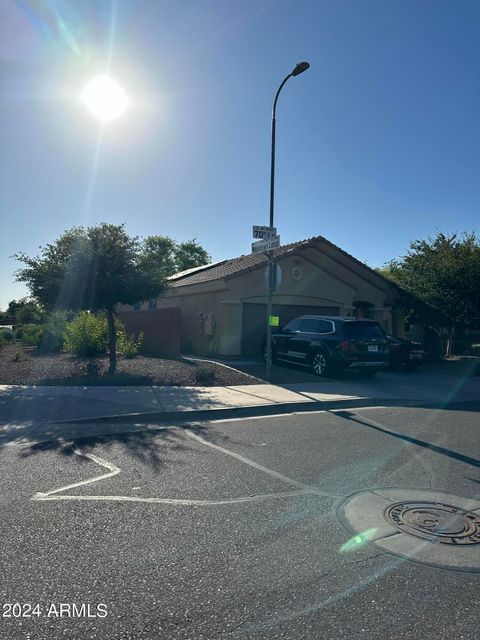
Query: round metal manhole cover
[{"left": 385, "top": 501, "right": 480, "bottom": 545}]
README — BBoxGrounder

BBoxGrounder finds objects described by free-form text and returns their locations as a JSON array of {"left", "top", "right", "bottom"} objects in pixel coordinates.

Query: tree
[
  {"left": 15, "top": 224, "right": 166, "bottom": 373},
  {"left": 380, "top": 232, "right": 480, "bottom": 355},
  {"left": 140, "top": 236, "right": 211, "bottom": 279},
  {"left": 138, "top": 236, "right": 177, "bottom": 282},
  {"left": 138, "top": 236, "right": 211, "bottom": 281},
  {"left": 3, "top": 298, "right": 44, "bottom": 325},
  {"left": 174, "top": 239, "right": 211, "bottom": 272}
]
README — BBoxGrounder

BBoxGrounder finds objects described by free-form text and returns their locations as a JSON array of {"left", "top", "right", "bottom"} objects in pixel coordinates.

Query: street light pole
[{"left": 265, "top": 61, "right": 310, "bottom": 381}]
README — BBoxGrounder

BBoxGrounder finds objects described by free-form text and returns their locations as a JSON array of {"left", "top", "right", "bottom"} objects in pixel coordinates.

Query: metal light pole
[{"left": 265, "top": 61, "right": 310, "bottom": 381}]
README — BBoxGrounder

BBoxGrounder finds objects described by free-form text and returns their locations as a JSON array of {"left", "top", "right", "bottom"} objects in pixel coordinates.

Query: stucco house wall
[{"left": 118, "top": 236, "right": 406, "bottom": 357}]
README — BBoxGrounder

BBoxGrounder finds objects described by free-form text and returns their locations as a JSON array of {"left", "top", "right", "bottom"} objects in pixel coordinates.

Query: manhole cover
[{"left": 385, "top": 501, "right": 480, "bottom": 545}]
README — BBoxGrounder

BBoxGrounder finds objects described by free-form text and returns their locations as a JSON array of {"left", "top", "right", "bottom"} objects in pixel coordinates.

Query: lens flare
[
  {"left": 340, "top": 528, "right": 378, "bottom": 552},
  {"left": 81, "top": 76, "right": 128, "bottom": 122}
]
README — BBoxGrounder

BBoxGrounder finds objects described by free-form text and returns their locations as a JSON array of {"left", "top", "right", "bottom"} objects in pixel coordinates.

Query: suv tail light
[{"left": 341, "top": 340, "right": 350, "bottom": 353}]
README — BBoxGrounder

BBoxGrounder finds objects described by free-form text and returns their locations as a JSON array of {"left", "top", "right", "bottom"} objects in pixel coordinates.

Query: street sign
[
  {"left": 269, "top": 315, "right": 280, "bottom": 327},
  {"left": 253, "top": 225, "right": 277, "bottom": 239},
  {"left": 251, "top": 235, "right": 280, "bottom": 253}
]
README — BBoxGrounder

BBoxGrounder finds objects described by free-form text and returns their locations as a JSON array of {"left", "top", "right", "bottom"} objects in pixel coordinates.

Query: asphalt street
[{"left": 1, "top": 403, "right": 479, "bottom": 639}]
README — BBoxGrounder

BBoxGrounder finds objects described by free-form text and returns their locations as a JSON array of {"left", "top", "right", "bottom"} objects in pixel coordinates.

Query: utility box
[{"left": 204, "top": 312, "right": 215, "bottom": 336}]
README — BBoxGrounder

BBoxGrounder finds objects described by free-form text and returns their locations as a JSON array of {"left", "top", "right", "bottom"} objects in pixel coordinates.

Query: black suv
[{"left": 262, "top": 315, "right": 389, "bottom": 377}]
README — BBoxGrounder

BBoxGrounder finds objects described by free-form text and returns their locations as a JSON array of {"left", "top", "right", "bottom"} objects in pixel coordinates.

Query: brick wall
[{"left": 117, "top": 308, "right": 181, "bottom": 356}]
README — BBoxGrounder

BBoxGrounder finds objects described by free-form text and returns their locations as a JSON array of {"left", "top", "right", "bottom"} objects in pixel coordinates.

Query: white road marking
[
  {"left": 185, "top": 429, "right": 340, "bottom": 498},
  {"left": 34, "top": 489, "right": 313, "bottom": 505},
  {"left": 34, "top": 448, "right": 120, "bottom": 499},
  {"left": 30, "top": 406, "right": 436, "bottom": 507},
  {"left": 32, "top": 438, "right": 325, "bottom": 505}
]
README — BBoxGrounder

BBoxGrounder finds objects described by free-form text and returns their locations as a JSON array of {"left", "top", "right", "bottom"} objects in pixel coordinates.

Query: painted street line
[
  {"left": 34, "top": 448, "right": 120, "bottom": 499},
  {"left": 185, "top": 429, "right": 341, "bottom": 498},
  {"left": 34, "top": 490, "right": 313, "bottom": 506},
  {"left": 31, "top": 435, "right": 330, "bottom": 506}
]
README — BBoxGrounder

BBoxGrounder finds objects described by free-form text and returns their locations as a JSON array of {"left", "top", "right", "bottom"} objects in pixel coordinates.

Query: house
[{"left": 118, "top": 236, "right": 407, "bottom": 357}]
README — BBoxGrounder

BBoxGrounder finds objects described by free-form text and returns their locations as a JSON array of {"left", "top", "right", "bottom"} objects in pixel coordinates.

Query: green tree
[
  {"left": 139, "top": 236, "right": 177, "bottom": 282},
  {"left": 174, "top": 239, "right": 211, "bottom": 272},
  {"left": 4, "top": 298, "right": 44, "bottom": 325},
  {"left": 15, "top": 224, "right": 166, "bottom": 373},
  {"left": 380, "top": 232, "right": 480, "bottom": 354},
  {"left": 139, "top": 236, "right": 211, "bottom": 279}
]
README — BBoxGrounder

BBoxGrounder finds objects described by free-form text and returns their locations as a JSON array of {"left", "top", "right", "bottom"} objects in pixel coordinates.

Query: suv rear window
[
  {"left": 301, "top": 318, "right": 334, "bottom": 334},
  {"left": 343, "top": 322, "right": 385, "bottom": 338}
]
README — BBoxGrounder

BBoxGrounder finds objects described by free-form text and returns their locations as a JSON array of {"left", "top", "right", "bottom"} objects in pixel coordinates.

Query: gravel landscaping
[{"left": 0, "top": 345, "right": 259, "bottom": 386}]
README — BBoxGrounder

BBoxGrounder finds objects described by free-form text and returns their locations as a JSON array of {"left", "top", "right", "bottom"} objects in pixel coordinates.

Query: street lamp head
[{"left": 291, "top": 61, "right": 310, "bottom": 77}]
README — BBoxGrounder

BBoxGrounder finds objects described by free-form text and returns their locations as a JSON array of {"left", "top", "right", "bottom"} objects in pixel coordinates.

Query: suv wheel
[{"left": 311, "top": 351, "right": 328, "bottom": 377}]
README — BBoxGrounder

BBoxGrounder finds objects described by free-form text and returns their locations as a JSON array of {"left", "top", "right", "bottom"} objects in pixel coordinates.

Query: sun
[{"left": 81, "top": 76, "right": 128, "bottom": 122}]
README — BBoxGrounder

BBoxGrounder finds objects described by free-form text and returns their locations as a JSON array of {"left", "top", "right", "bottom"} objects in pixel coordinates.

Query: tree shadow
[{"left": 14, "top": 423, "right": 233, "bottom": 472}]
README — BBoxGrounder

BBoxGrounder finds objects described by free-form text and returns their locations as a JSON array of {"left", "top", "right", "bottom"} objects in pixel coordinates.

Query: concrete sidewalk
[{"left": 1, "top": 367, "right": 479, "bottom": 446}]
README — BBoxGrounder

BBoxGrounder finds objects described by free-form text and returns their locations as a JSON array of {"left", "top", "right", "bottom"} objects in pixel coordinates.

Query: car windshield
[{"left": 343, "top": 322, "right": 385, "bottom": 338}]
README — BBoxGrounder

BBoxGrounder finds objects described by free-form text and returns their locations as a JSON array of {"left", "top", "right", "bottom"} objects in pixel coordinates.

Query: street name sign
[
  {"left": 251, "top": 235, "right": 280, "bottom": 253},
  {"left": 252, "top": 225, "right": 277, "bottom": 239}
]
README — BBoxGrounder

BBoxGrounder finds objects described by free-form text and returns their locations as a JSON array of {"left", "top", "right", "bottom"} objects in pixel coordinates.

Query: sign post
[
  {"left": 260, "top": 61, "right": 309, "bottom": 380},
  {"left": 251, "top": 225, "right": 280, "bottom": 380}
]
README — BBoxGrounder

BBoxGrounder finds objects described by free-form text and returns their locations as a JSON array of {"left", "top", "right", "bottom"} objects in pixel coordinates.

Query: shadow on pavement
[
  {"left": 333, "top": 409, "right": 480, "bottom": 470},
  {"left": 16, "top": 429, "right": 186, "bottom": 471},
  {"left": 225, "top": 359, "right": 330, "bottom": 384},
  {"left": 221, "top": 356, "right": 480, "bottom": 384},
  {"left": 12, "top": 423, "right": 236, "bottom": 472}
]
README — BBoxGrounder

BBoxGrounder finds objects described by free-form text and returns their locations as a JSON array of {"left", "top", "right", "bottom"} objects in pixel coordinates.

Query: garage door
[{"left": 241, "top": 303, "right": 340, "bottom": 357}]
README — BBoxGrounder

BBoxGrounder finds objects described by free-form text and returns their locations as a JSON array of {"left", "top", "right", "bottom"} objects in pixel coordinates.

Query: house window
[
  {"left": 133, "top": 302, "right": 141, "bottom": 311},
  {"left": 148, "top": 299, "right": 157, "bottom": 311}
]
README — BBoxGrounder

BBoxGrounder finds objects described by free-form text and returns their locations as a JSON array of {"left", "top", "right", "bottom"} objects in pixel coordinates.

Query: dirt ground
[{"left": 0, "top": 345, "right": 260, "bottom": 386}]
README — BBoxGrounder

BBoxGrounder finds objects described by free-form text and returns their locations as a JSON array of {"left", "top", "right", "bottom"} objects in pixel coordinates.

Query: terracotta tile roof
[
  {"left": 169, "top": 237, "right": 315, "bottom": 288},
  {"left": 168, "top": 235, "right": 401, "bottom": 291}
]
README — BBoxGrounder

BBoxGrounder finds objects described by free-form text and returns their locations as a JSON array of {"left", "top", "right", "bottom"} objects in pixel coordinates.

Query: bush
[
  {"left": 0, "top": 328, "right": 13, "bottom": 343},
  {"left": 39, "top": 330, "right": 64, "bottom": 354},
  {"left": 194, "top": 365, "right": 216, "bottom": 386},
  {"left": 64, "top": 312, "right": 109, "bottom": 357},
  {"left": 38, "top": 311, "right": 68, "bottom": 354},
  {"left": 64, "top": 313, "right": 144, "bottom": 359},
  {"left": 117, "top": 329, "right": 143, "bottom": 358},
  {"left": 20, "top": 324, "right": 44, "bottom": 347}
]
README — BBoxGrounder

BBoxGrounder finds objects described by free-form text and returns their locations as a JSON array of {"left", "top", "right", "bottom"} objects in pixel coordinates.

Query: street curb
[
  {"left": 4, "top": 398, "right": 477, "bottom": 447},
  {"left": 52, "top": 397, "right": 427, "bottom": 426}
]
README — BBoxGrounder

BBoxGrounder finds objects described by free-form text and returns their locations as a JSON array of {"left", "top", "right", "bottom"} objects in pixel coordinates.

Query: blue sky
[{"left": 1, "top": 0, "right": 480, "bottom": 309}]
